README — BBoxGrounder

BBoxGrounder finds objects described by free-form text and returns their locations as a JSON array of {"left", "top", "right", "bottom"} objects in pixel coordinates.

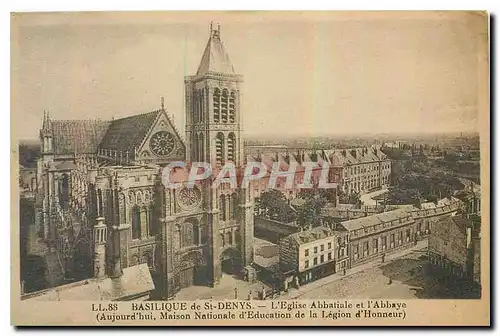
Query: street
[{"left": 284, "top": 240, "right": 479, "bottom": 300}]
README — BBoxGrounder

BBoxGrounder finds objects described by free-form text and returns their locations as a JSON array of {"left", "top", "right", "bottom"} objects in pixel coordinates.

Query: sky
[{"left": 11, "top": 11, "right": 487, "bottom": 140}]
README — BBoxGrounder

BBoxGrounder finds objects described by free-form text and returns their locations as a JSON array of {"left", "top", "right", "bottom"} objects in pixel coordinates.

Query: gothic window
[
  {"left": 174, "top": 225, "right": 181, "bottom": 250},
  {"left": 199, "top": 90, "right": 205, "bottom": 123},
  {"left": 226, "top": 231, "right": 232, "bottom": 245},
  {"left": 227, "top": 132, "right": 236, "bottom": 163},
  {"left": 197, "top": 133, "right": 205, "bottom": 162},
  {"left": 193, "top": 133, "right": 199, "bottom": 161},
  {"left": 215, "top": 133, "right": 225, "bottom": 166},
  {"left": 220, "top": 233, "right": 225, "bottom": 247},
  {"left": 229, "top": 91, "right": 236, "bottom": 123},
  {"left": 219, "top": 194, "right": 226, "bottom": 221},
  {"left": 213, "top": 88, "right": 220, "bottom": 123},
  {"left": 193, "top": 91, "right": 199, "bottom": 123},
  {"left": 132, "top": 206, "right": 141, "bottom": 239},
  {"left": 193, "top": 222, "right": 199, "bottom": 245},
  {"left": 229, "top": 192, "right": 238, "bottom": 220},
  {"left": 181, "top": 218, "right": 199, "bottom": 247},
  {"left": 148, "top": 206, "right": 155, "bottom": 236},
  {"left": 221, "top": 89, "right": 228, "bottom": 123}
]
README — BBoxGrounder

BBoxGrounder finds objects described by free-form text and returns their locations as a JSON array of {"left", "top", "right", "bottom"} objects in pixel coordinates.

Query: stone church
[{"left": 35, "top": 24, "right": 254, "bottom": 299}]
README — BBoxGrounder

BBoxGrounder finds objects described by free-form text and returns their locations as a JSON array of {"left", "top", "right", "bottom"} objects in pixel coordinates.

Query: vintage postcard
[{"left": 11, "top": 11, "right": 490, "bottom": 326}]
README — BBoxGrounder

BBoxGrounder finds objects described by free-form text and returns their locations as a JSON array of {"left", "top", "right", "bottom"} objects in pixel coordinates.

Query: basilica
[{"left": 34, "top": 25, "right": 254, "bottom": 299}]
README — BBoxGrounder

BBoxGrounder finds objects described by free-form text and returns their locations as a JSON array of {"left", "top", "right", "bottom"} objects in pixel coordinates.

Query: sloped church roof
[
  {"left": 196, "top": 25, "right": 235, "bottom": 76},
  {"left": 98, "top": 111, "right": 160, "bottom": 152}
]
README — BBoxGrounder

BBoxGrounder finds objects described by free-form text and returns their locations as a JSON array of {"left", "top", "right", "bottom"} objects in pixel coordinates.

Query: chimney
[{"left": 93, "top": 217, "right": 107, "bottom": 279}]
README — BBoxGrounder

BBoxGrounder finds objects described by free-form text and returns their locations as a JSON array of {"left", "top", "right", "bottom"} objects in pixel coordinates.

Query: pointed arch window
[
  {"left": 215, "top": 133, "right": 225, "bottom": 166},
  {"left": 193, "top": 91, "right": 199, "bottom": 123},
  {"left": 132, "top": 206, "right": 141, "bottom": 239},
  {"left": 148, "top": 205, "right": 155, "bottom": 236},
  {"left": 192, "top": 133, "right": 199, "bottom": 162},
  {"left": 219, "top": 194, "right": 227, "bottom": 221},
  {"left": 213, "top": 89, "right": 220, "bottom": 123},
  {"left": 229, "top": 91, "right": 236, "bottom": 123},
  {"left": 199, "top": 90, "right": 205, "bottom": 123},
  {"left": 227, "top": 132, "right": 236, "bottom": 163},
  {"left": 221, "top": 89, "right": 229, "bottom": 123},
  {"left": 230, "top": 192, "right": 238, "bottom": 220},
  {"left": 198, "top": 133, "right": 205, "bottom": 162}
]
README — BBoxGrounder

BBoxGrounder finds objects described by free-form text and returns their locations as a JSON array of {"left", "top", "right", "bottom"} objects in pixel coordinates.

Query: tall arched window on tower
[
  {"left": 132, "top": 206, "right": 141, "bottom": 239},
  {"left": 193, "top": 91, "right": 199, "bottom": 123},
  {"left": 213, "top": 88, "right": 220, "bottom": 123},
  {"left": 198, "top": 133, "right": 204, "bottom": 162},
  {"left": 199, "top": 90, "right": 205, "bottom": 122},
  {"left": 215, "top": 133, "right": 225, "bottom": 166},
  {"left": 231, "top": 192, "right": 238, "bottom": 220},
  {"left": 148, "top": 205, "right": 155, "bottom": 236},
  {"left": 221, "top": 89, "right": 228, "bottom": 123},
  {"left": 193, "top": 133, "right": 199, "bottom": 162},
  {"left": 219, "top": 194, "right": 226, "bottom": 221},
  {"left": 227, "top": 133, "right": 236, "bottom": 163},
  {"left": 229, "top": 91, "right": 236, "bottom": 123}
]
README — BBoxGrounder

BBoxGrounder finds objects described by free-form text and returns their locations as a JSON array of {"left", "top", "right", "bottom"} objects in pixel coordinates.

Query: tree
[
  {"left": 258, "top": 189, "right": 291, "bottom": 221},
  {"left": 297, "top": 188, "right": 337, "bottom": 203},
  {"left": 296, "top": 196, "right": 327, "bottom": 229}
]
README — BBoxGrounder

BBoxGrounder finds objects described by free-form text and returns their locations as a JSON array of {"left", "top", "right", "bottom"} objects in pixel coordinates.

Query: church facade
[{"left": 34, "top": 25, "right": 254, "bottom": 299}]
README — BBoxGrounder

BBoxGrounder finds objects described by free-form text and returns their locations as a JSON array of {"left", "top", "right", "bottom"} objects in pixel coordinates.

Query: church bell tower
[
  {"left": 184, "top": 23, "right": 244, "bottom": 167},
  {"left": 184, "top": 23, "right": 253, "bottom": 287}
]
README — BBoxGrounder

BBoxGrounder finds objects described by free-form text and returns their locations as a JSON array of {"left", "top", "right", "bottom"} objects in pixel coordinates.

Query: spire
[
  {"left": 196, "top": 22, "right": 235, "bottom": 76},
  {"left": 42, "top": 110, "right": 47, "bottom": 129},
  {"left": 161, "top": 96, "right": 165, "bottom": 111},
  {"left": 41, "top": 110, "right": 52, "bottom": 133}
]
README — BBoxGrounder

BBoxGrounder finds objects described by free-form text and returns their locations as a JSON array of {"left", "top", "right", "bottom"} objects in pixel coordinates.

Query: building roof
[
  {"left": 436, "top": 215, "right": 474, "bottom": 235},
  {"left": 51, "top": 120, "right": 110, "bottom": 154},
  {"left": 22, "top": 264, "right": 154, "bottom": 301},
  {"left": 54, "top": 161, "right": 78, "bottom": 171},
  {"left": 98, "top": 111, "right": 160, "bottom": 153},
  {"left": 288, "top": 226, "right": 338, "bottom": 245},
  {"left": 196, "top": 28, "right": 235, "bottom": 76},
  {"left": 340, "top": 208, "right": 411, "bottom": 232}
]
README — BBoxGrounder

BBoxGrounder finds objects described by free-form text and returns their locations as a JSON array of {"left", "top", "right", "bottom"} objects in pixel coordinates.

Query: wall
[{"left": 254, "top": 216, "right": 300, "bottom": 244}]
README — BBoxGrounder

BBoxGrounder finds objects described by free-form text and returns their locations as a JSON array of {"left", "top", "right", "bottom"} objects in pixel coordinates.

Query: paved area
[
  {"left": 360, "top": 188, "right": 388, "bottom": 206},
  {"left": 174, "top": 238, "right": 277, "bottom": 300},
  {"left": 174, "top": 273, "right": 272, "bottom": 300},
  {"left": 279, "top": 240, "right": 428, "bottom": 299}
]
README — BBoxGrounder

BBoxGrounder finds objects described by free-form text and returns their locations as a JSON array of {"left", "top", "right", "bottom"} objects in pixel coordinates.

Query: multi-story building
[
  {"left": 341, "top": 208, "right": 417, "bottom": 268},
  {"left": 28, "top": 24, "right": 255, "bottom": 299},
  {"left": 245, "top": 146, "right": 391, "bottom": 203},
  {"left": 327, "top": 147, "right": 391, "bottom": 194},
  {"left": 428, "top": 215, "right": 480, "bottom": 282},
  {"left": 279, "top": 225, "right": 349, "bottom": 285},
  {"left": 428, "top": 182, "right": 481, "bottom": 286}
]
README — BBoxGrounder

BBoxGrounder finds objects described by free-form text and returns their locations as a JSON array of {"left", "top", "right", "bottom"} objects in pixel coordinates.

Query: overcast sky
[{"left": 12, "top": 11, "right": 486, "bottom": 139}]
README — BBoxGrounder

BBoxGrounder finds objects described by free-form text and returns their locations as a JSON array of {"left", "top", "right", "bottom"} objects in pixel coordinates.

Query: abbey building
[{"left": 32, "top": 25, "right": 253, "bottom": 299}]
